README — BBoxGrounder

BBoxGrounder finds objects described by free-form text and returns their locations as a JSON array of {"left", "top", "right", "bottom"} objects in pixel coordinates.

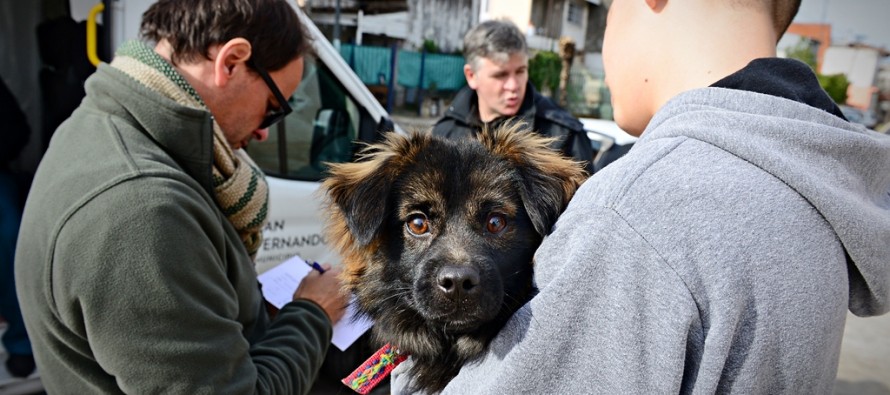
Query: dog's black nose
[{"left": 436, "top": 265, "right": 480, "bottom": 298}]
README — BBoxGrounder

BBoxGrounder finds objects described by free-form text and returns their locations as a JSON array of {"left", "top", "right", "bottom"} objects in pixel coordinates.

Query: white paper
[
  {"left": 257, "top": 255, "right": 373, "bottom": 351},
  {"left": 331, "top": 303, "right": 374, "bottom": 351}
]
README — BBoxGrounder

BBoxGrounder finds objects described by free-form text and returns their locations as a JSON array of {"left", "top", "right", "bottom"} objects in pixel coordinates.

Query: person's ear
[
  {"left": 464, "top": 63, "right": 478, "bottom": 90},
  {"left": 213, "top": 38, "right": 252, "bottom": 88},
  {"left": 645, "top": 0, "right": 666, "bottom": 12}
]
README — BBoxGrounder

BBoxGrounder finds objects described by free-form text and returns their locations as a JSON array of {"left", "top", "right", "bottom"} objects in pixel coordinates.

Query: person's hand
[{"left": 293, "top": 263, "right": 348, "bottom": 324}]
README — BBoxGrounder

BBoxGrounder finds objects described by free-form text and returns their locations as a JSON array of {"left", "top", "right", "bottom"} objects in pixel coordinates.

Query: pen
[{"left": 308, "top": 260, "right": 326, "bottom": 274}]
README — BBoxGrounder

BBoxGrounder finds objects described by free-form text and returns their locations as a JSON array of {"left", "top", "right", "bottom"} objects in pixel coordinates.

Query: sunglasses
[{"left": 248, "top": 59, "right": 293, "bottom": 129}]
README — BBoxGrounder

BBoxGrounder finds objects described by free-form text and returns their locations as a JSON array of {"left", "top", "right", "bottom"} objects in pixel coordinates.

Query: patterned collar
[{"left": 115, "top": 40, "right": 206, "bottom": 107}]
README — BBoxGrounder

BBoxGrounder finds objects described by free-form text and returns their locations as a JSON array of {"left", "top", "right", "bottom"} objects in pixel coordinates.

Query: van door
[{"left": 247, "top": 5, "right": 397, "bottom": 274}]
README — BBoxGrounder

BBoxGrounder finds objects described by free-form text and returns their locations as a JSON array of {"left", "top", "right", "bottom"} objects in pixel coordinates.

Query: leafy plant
[
  {"left": 785, "top": 37, "right": 818, "bottom": 70},
  {"left": 817, "top": 73, "right": 850, "bottom": 104},
  {"left": 785, "top": 37, "right": 850, "bottom": 105},
  {"left": 422, "top": 39, "right": 439, "bottom": 54},
  {"left": 529, "top": 51, "right": 561, "bottom": 95}
]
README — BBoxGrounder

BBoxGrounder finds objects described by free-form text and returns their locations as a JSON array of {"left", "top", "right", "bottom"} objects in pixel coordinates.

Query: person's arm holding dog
[{"left": 417, "top": 0, "right": 890, "bottom": 393}]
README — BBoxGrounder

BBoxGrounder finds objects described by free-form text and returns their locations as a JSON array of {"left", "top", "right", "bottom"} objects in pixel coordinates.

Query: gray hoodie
[{"left": 394, "top": 63, "right": 890, "bottom": 394}]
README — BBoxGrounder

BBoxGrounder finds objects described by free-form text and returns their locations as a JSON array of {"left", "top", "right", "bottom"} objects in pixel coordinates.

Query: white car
[{"left": 581, "top": 117, "right": 638, "bottom": 173}]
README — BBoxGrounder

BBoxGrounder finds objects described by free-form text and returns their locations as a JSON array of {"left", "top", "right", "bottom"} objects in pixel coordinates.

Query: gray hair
[{"left": 463, "top": 19, "right": 528, "bottom": 71}]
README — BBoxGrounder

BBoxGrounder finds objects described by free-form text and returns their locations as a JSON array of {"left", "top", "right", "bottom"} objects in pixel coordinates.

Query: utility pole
[
  {"left": 558, "top": 36, "right": 575, "bottom": 108},
  {"left": 333, "top": 0, "right": 342, "bottom": 49}
]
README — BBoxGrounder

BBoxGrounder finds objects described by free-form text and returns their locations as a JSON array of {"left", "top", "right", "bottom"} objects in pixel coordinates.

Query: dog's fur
[{"left": 322, "top": 123, "right": 587, "bottom": 393}]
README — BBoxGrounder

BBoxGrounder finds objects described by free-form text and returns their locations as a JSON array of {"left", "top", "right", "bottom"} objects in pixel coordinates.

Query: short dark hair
[
  {"left": 771, "top": 0, "right": 802, "bottom": 36},
  {"left": 735, "top": 0, "right": 801, "bottom": 37},
  {"left": 140, "top": 0, "right": 310, "bottom": 72}
]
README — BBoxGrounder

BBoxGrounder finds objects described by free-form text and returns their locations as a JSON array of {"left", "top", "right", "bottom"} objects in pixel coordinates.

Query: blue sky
[{"left": 791, "top": 0, "right": 890, "bottom": 49}]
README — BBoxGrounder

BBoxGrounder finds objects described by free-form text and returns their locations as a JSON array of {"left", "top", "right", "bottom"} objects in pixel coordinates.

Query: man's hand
[{"left": 293, "top": 263, "right": 348, "bottom": 324}]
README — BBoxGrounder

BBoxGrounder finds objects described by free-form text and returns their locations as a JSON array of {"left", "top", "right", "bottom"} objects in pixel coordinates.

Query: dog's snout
[{"left": 436, "top": 265, "right": 480, "bottom": 298}]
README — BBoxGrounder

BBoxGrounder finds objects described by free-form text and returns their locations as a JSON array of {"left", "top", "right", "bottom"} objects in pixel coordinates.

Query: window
[
  {"left": 567, "top": 1, "right": 583, "bottom": 25},
  {"left": 248, "top": 54, "right": 376, "bottom": 181}
]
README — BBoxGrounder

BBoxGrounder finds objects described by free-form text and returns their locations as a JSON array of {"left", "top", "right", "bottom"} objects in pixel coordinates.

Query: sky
[{"left": 789, "top": 0, "right": 890, "bottom": 49}]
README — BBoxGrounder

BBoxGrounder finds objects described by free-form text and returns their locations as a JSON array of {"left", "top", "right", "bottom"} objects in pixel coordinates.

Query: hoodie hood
[{"left": 639, "top": 81, "right": 890, "bottom": 316}]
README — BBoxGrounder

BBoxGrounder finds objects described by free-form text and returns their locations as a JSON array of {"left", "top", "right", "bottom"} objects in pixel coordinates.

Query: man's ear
[
  {"left": 464, "top": 63, "right": 478, "bottom": 90},
  {"left": 213, "top": 38, "right": 252, "bottom": 88}
]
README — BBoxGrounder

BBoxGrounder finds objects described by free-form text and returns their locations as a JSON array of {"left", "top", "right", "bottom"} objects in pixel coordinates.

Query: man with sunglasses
[{"left": 15, "top": 0, "right": 348, "bottom": 393}]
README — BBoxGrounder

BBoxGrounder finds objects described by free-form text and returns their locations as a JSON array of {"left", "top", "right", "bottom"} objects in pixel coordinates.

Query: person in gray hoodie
[{"left": 392, "top": 0, "right": 890, "bottom": 393}]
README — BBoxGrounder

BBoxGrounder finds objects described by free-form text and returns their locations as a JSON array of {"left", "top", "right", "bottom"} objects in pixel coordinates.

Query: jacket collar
[
  {"left": 86, "top": 64, "right": 216, "bottom": 193},
  {"left": 711, "top": 58, "right": 846, "bottom": 120},
  {"left": 445, "top": 82, "right": 539, "bottom": 128}
]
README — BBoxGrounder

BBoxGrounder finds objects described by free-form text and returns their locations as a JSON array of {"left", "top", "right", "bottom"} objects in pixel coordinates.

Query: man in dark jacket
[{"left": 432, "top": 19, "right": 594, "bottom": 174}]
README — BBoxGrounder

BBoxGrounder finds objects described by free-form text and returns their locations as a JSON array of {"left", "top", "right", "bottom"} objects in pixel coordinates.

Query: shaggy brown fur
[{"left": 322, "top": 122, "right": 587, "bottom": 393}]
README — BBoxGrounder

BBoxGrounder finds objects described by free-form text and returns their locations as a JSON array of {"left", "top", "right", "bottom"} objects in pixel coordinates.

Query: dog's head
[{"left": 322, "top": 122, "right": 586, "bottom": 347}]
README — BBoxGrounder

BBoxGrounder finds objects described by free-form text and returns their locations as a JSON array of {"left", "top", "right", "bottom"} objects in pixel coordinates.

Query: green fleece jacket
[{"left": 15, "top": 63, "right": 331, "bottom": 394}]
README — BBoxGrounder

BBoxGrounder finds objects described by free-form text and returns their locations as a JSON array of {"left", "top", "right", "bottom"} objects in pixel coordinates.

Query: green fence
[{"left": 338, "top": 44, "right": 466, "bottom": 91}]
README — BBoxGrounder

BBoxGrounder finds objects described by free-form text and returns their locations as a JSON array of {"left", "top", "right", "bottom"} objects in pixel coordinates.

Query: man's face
[
  {"left": 214, "top": 57, "right": 304, "bottom": 149},
  {"left": 465, "top": 53, "right": 528, "bottom": 122}
]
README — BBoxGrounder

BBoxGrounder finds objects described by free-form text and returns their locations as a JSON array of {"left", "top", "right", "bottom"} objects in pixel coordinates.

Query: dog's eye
[
  {"left": 486, "top": 213, "right": 507, "bottom": 234},
  {"left": 406, "top": 214, "right": 430, "bottom": 235}
]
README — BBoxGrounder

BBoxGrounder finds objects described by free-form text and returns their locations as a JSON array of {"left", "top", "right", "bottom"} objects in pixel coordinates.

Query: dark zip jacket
[{"left": 432, "top": 83, "right": 595, "bottom": 174}]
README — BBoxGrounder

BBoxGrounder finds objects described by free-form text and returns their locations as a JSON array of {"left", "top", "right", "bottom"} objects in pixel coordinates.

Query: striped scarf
[{"left": 111, "top": 40, "right": 268, "bottom": 259}]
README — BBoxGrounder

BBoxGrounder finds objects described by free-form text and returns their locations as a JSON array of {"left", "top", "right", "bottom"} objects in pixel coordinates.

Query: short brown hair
[
  {"left": 770, "top": 0, "right": 802, "bottom": 35},
  {"left": 140, "top": 0, "right": 310, "bottom": 72}
]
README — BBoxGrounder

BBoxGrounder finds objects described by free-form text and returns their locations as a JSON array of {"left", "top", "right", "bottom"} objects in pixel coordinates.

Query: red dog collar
[{"left": 342, "top": 343, "right": 407, "bottom": 394}]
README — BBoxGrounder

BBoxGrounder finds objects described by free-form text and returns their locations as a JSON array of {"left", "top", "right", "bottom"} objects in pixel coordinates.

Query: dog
[{"left": 321, "top": 122, "right": 587, "bottom": 393}]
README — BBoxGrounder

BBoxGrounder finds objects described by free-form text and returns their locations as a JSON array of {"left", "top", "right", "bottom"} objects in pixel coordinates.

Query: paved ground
[{"left": 834, "top": 312, "right": 890, "bottom": 394}]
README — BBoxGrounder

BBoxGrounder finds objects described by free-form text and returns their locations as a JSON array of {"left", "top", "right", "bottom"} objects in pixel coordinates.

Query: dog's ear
[
  {"left": 322, "top": 132, "right": 429, "bottom": 246},
  {"left": 480, "top": 121, "right": 588, "bottom": 236}
]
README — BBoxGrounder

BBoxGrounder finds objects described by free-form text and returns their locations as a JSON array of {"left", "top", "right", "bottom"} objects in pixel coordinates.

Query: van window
[{"left": 248, "top": 54, "right": 374, "bottom": 181}]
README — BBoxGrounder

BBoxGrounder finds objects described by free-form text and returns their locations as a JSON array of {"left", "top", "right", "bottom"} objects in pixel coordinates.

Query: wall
[
  {"left": 823, "top": 46, "right": 880, "bottom": 86},
  {"left": 407, "top": 0, "right": 479, "bottom": 53},
  {"left": 822, "top": 46, "right": 881, "bottom": 109},
  {"left": 584, "top": 1, "right": 607, "bottom": 53},
  {"left": 560, "top": 0, "right": 587, "bottom": 51},
  {"left": 785, "top": 23, "right": 831, "bottom": 72},
  {"left": 486, "top": 0, "right": 532, "bottom": 32}
]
